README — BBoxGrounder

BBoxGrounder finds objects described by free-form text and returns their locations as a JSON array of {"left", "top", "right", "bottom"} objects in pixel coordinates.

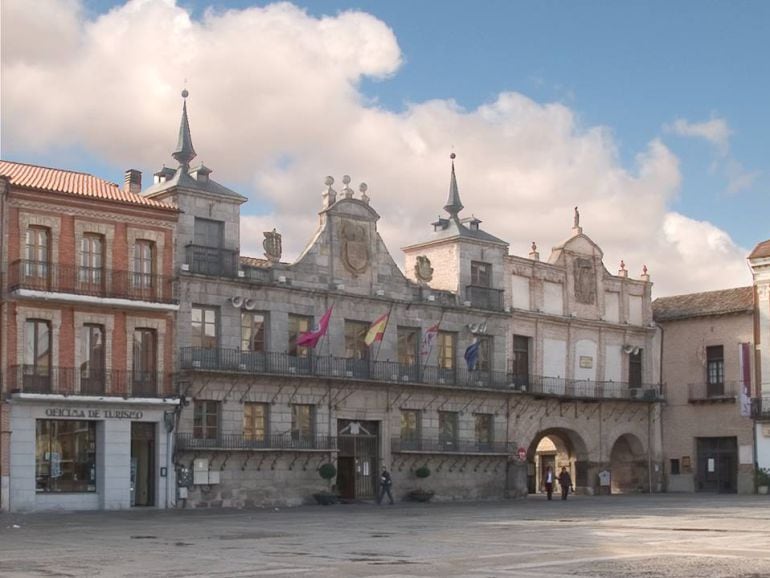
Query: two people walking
[{"left": 544, "top": 466, "right": 574, "bottom": 500}]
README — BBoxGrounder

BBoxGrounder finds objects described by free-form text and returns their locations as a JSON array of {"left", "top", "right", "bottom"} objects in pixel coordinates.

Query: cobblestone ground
[{"left": 1, "top": 494, "right": 770, "bottom": 577}]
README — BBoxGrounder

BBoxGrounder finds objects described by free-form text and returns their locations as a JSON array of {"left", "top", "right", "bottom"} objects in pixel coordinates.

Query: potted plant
[
  {"left": 757, "top": 467, "right": 770, "bottom": 495},
  {"left": 408, "top": 464, "right": 434, "bottom": 502},
  {"left": 313, "top": 462, "right": 338, "bottom": 505}
]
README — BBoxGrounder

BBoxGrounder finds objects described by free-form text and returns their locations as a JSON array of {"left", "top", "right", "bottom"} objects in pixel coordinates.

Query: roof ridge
[{"left": 0, "top": 159, "right": 119, "bottom": 186}]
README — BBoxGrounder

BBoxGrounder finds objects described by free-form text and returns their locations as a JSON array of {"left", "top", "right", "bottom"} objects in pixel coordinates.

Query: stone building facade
[
  {"left": 748, "top": 241, "right": 770, "bottom": 473},
  {"left": 140, "top": 95, "right": 662, "bottom": 508},
  {"left": 653, "top": 288, "right": 755, "bottom": 494},
  {"left": 0, "top": 160, "right": 179, "bottom": 512}
]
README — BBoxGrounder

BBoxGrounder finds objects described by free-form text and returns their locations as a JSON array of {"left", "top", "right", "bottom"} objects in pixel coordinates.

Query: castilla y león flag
[{"left": 296, "top": 306, "right": 333, "bottom": 348}]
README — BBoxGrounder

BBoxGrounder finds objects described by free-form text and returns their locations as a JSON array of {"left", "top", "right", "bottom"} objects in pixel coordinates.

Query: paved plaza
[{"left": 1, "top": 494, "right": 770, "bottom": 577}]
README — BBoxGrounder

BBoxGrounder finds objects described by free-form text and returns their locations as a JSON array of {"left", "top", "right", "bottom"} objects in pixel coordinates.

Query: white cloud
[
  {"left": 665, "top": 117, "right": 731, "bottom": 156},
  {"left": 2, "top": 0, "right": 753, "bottom": 297}
]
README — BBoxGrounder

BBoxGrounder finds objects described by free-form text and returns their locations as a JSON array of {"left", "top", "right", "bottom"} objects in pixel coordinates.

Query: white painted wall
[
  {"left": 511, "top": 275, "right": 531, "bottom": 310},
  {"left": 604, "top": 345, "right": 622, "bottom": 382},
  {"left": 629, "top": 295, "right": 643, "bottom": 326},
  {"left": 543, "top": 281, "right": 563, "bottom": 315},
  {"left": 543, "top": 338, "right": 566, "bottom": 395},
  {"left": 757, "top": 423, "right": 770, "bottom": 470},
  {"left": 604, "top": 292, "right": 619, "bottom": 323},
  {"left": 574, "top": 339, "right": 597, "bottom": 382}
]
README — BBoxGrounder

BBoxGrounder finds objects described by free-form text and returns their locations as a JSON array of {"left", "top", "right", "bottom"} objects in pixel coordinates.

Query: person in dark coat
[
  {"left": 558, "top": 467, "right": 573, "bottom": 500},
  {"left": 378, "top": 467, "right": 394, "bottom": 505},
  {"left": 544, "top": 466, "right": 555, "bottom": 500}
]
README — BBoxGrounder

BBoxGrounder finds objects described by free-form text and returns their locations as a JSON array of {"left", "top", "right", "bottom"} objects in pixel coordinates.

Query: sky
[{"left": 2, "top": 0, "right": 769, "bottom": 297}]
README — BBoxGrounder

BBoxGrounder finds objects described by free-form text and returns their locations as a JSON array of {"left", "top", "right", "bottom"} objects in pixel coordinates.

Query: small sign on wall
[{"left": 579, "top": 356, "right": 593, "bottom": 369}]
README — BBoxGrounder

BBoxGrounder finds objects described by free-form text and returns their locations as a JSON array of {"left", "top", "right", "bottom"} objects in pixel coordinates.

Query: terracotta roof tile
[
  {"left": 0, "top": 160, "right": 176, "bottom": 210},
  {"left": 749, "top": 239, "right": 770, "bottom": 259},
  {"left": 653, "top": 286, "right": 753, "bottom": 321}
]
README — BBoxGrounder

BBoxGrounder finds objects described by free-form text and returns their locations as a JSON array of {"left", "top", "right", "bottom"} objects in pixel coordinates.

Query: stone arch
[
  {"left": 526, "top": 427, "right": 589, "bottom": 495},
  {"left": 608, "top": 433, "right": 648, "bottom": 493}
]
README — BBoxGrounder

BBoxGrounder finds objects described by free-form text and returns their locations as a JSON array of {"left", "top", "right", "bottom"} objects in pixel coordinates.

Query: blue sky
[{"left": 3, "top": 0, "right": 769, "bottom": 294}]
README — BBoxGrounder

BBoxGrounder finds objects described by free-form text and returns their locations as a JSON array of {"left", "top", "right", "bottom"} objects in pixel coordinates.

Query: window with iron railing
[
  {"left": 474, "top": 413, "right": 494, "bottom": 450},
  {"left": 25, "top": 226, "right": 49, "bottom": 285},
  {"left": 133, "top": 240, "right": 155, "bottom": 293},
  {"left": 706, "top": 345, "right": 725, "bottom": 396},
  {"left": 291, "top": 404, "right": 315, "bottom": 445},
  {"left": 24, "top": 319, "right": 51, "bottom": 391},
  {"left": 241, "top": 312, "right": 267, "bottom": 352},
  {"left": 193, "top": 400, "right": 220, "bottom": 440},
  {"left": 243, "top": 402, "right": 268, "bottom": 443},
  {"left": 132, "top": 328, "right": 157, "bottom": 394},
  {"left": 438, "top": 411, "right": 459, "bottom": 449},
  {"left": 438, "top": 331, "right": 456, "bottom": 370},
  {"left": 400, "top": 409, "right": 421, "bottom": 449},
  {"left": 80, "top": 324, "right": 105, "bottom": 394},
  {"left": 289, "top": 314, "right": 311, "bottom": 357},
  {"left": 79, "top": 233, "right": 104, "bottom": 288}
]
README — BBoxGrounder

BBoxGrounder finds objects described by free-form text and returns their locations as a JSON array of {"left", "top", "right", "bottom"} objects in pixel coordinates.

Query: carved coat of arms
[
  {"left": 341, "top": 221, "right": 369, "bottom": 274},
  {"left": 414, "top": 255, "right": 434, "bottom": 282},
  {"left": 263, "top": 229, "right": 282, "bottom": 262}
]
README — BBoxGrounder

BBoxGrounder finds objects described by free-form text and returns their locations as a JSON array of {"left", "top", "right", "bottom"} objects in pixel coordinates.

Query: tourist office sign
[{"left": 45, "top": 407, "right": 144, "bottom": 419}]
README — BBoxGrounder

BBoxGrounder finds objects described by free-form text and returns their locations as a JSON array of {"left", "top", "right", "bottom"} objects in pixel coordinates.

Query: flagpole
[{"left": 421, "top": 308, "right": 446, "bottom": 375}]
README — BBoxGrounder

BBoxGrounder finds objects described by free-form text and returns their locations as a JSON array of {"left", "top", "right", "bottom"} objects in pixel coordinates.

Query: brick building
[
  {"left": 0, "top": 160, "right": 179, "bottom": 512},
  {"left": 653, "top": 288, "right": 755, "bottom": 493}
]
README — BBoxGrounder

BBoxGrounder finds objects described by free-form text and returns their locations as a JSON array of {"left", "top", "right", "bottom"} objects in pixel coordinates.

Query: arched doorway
[
  {"left": 609, "top": 433, "right": 648, "bottom": 493},
  {"left": 527, "top": 428, "right": 588, "bottom": 495}
]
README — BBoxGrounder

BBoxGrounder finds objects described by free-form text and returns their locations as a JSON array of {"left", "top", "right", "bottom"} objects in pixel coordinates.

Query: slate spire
[
  {"left": 172, "top": 89, "right": 197, "bottom": 170},
  {"left": 444, "top": 153, "right": 464, "bottom": 220}
]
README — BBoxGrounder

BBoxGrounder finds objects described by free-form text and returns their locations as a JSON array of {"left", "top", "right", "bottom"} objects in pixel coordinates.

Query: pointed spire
[
  {"left": 444, "top": 153, "right": 464, "bottom": 220},
  {"left": 172, "top": 89, "right": 197, "bottom": 170}
]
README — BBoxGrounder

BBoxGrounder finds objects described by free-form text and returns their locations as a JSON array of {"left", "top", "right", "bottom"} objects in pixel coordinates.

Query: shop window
[
  {"left": 193, "top": 400, "right": 220, "bottom": 440},
  {"left": 36, "top": 420, "right": 96, "bottom": 493}
]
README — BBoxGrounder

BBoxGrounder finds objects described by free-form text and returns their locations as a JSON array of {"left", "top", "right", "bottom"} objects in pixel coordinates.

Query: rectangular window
[
  {"left": 24, "top": 319, "right": 51, "bottom": 391},
  {"left": 80, "top": 324, "right": 105, "bottom": 394},
  {"left": 191, "top": 306, "right": 218, "bottom": 348},
  {"left": 79, "top": 233, "right": 104, "bottom": 286},
  {"left": 397, "top": 327, "right": 419, "bottom": 366},
  {"left": 512, "top": 335, "right": 530, "bottom": 385},
  {"left": 474, "top": 413, "right": 494, "bottom": 449},
  {"left": 241, "top": 312, "right": 266, "bottom": 352},
  {"left": 243, "top": 402, "right": 268, "bottom": 443},
  {"left": 25, "top": 226, "right": 50, "bottom": 282},
  {"left": 670, "top": 458, "right": 680, "bottom": 475},
  {"left": 193, "top": 400, "right": 219, "bottom": 440},
  {"left": 629, "top": 349, "right": 642, "bottom": 388},
  {"left": 400, "top": 409, "right": 421, "bottom": 449},
  {"left": 706, "top": 346, "right": 724, "bottom": 397},
  {"left": 477, "top": 336, "right": 492, "bottom": 372},
  {"left": 36, "top": 420, "right": 96, "bottom": 493},
  {"left": 438, "top": 411, "right": 459, "bottom": 449},
  {"left": 134, "top": 240, "right": 155, "bottom": 291},
  {"left": 288, "top": 314, "right": 311, "bottom": 357},
  {"left": 344, "top": 320, "right": 369, "bottom": 361},
  {"left": 438, "top": 331, "right": 456, "bottom": 370},
  {"left": 193, "top": 218, "right": 224, "bottom": 248},
  {"left": 470, "top": 261, "right": 491, "bottom": 287},
  {"left": 132, "top": 328, "right": 157, "bottom": 394},
  {"left": 291, "top": 404, "right": 314, "bottom": 444}
]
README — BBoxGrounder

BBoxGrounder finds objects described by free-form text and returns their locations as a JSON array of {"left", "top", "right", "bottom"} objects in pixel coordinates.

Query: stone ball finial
[
  {"left": 531, "top": 241, "right": 537, "bottom": 252},
  {"left": 324, "top": 176, "right": 334, "bottom": 186},
  {"left": 450, "top": 152, "right": 456, "bottom": 160},
  {"left": 181, "top": 89, "right": 189, "bottom": 99},
  {"left": 359, "top": 183, "right": 368, "bottom": 193},
  {"left": 342, "top": 175, "right": 351, "bottom": 185}
]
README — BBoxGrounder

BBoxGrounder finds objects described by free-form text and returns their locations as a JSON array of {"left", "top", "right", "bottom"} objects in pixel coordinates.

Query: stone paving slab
[{"left": 1, "top": 494, "right": 770, "bottom": 577}]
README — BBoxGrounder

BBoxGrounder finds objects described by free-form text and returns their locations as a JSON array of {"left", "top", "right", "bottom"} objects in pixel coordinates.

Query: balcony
[
  {"left": 392, "top": 437, "right": 515, "bottom": 454},
  {"left": 180, "top": 347, "right": 661, "bottom": 402},
  {"left": 175, "top": 432, "right": 337, "bottom": 451},
  {"left": 751, "top": 396, "right": 770, "bottom": 419},
  {"left": 688, "top": 381, "right": 738, "bottom": 403},
  {"left": 7, "top": 260, "right": 176, "bottom": 304},
  {"left": 7, "top": 366, "right": 170, "bottom": 398},
  {"left": 465, "top": 285, "right": 504, "bottom": 311},
  {"left": 184, "top": 245, "right": 239, "bottom": 278}
]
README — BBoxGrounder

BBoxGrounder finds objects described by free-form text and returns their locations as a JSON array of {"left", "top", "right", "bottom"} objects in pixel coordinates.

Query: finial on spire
[
  {"left": 444, "top": 152, "right": 464, "bottom": 220},
  {"left": 172, "top": 89, "right": 197, "bottom": 170}
]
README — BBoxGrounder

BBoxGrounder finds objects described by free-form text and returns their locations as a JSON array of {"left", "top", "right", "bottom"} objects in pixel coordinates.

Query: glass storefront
[{"left": 36, "top": 420, "right": 96, "bottom": 492}]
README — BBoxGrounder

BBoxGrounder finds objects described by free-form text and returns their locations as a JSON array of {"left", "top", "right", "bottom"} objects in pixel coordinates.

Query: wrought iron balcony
[
  {"left": 392, "top": 437, "right": 515, "bottom": 454},
  {"left": 751, "top": 396, "right": 770, "bottom": 419},
  {"left": 175, "top": 432, "right": 337, "bottom": 451},
  {"left": 180, "top": 347, "right": 661, "bottom": 402},
  {"left": 465, "top": 285, "right": 504, "bottom": 311},
  {"left": 688, "top": 381, "right": 739, "bottom": 402},
  {"left": 7, "top": 260, "right": 176, "bottom": 304},
  {"left": 7, "top": 365, "right": 170, "bottom": 398},
  {"left": 184, "top": 245, "right": 239, "bottom": 278}
]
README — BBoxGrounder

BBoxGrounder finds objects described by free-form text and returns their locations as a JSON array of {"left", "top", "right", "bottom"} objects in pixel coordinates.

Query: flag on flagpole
[
  {"left": 296, "top": 306, "right": 333, "bottom": 348},
  {"left": 420, "top": 323, "right": 440, "bottom": 356},
  {"left": 364, "top": 313, "right": 389, "bottom": 346},
  {"left": 464, "top": 339, "right": 480, "bottom": 370}
]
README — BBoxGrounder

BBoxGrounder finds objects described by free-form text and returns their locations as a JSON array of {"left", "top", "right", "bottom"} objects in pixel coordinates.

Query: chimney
[{"left": 124, "top": 169, "right": 142, "bottom": 193}]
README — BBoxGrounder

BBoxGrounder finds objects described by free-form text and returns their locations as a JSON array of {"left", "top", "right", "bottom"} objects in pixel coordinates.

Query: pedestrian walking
[
  {"left": 544, "top": 466, "right": 554, "bottom": 500},
  {"left": 558, "top": 466, "right": 573, "bottom": 500},
  {"left": 378, "top": 467, "right": 394, "bottom": 505}
]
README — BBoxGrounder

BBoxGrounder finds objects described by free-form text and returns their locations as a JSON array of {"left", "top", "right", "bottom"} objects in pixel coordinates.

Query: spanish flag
[{"left": 364, "top": 313, "right": 389, "bottom": 346}]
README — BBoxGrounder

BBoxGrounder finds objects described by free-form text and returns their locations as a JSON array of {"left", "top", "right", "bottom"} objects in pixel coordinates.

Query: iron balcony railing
[
  {"left": 751, "top": 396, "right": 770, "bottom": 419},
  {"left": 688, "top": 381, "right": 739, "bottom": 401},
  {"left": 7, "top": 365, "right": 169, "bottom": 398},
  {"left": 392, "top": 437, "right": 516, "bottom": 454},
  {"left": 175, "top": 432, "right": 337, "bottom": 451},
  {"left": 7, "top": 260, "right": 176, "bottom": 304},
  {"left": 465, "top": 285, "right": 504, "bottom": 311},
  {"left": 184, "top": 245, "right": 239, "bottom": 278},
  {"left": 180, "top": 347, "right": 661, "bottom": 401}
]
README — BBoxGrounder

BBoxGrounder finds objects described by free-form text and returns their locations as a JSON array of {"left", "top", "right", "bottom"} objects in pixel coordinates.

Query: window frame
[
  {"left": 470, "top": 261, "right": 492, "bottom": 288},
  {"left": 193, "top": 400, "right": 220, "bottom": 440},
  {"left": 344, "top": 320, "right": 370, "bottom": 361},
  {"left": 191, "top": 306, "right": 218, "bottom": 349},
  {"left": 79, "top": 233, "right": 105, "bottom": 286},
  {"left": 437, "top": 331, "right": 456, "bottom": 370},
  {"left": 400, "top": 409, "right": 421, "bottom": 449},
  {"left": 133, "top": 239, "right": 155, "bottom": 290},
  {"left": 243, "top": 402, "right": 269, "bottom": 443},
  {"left": 291, "top": 404, "right": 315, "bottom": 444},
  {"left": 438, "top": 410, "right": 459, "bottom": 449},
  {"left": 25, "top": 225, "right": 50, "bottom": 280},
  {"left": 474, "top": 413, "right": 494, "bottom": 449},
  {"left": 241, "top": 311, "right": 267, "bottom": 353},
  {"left": 288, "top": 314, "right": 312, "bottom": 357},
  {"left": 36, "top": 419, "right": 97, "bottom": 493},
  {"left": 397, "top": 326, "right": 419, "bottom": 367}
]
